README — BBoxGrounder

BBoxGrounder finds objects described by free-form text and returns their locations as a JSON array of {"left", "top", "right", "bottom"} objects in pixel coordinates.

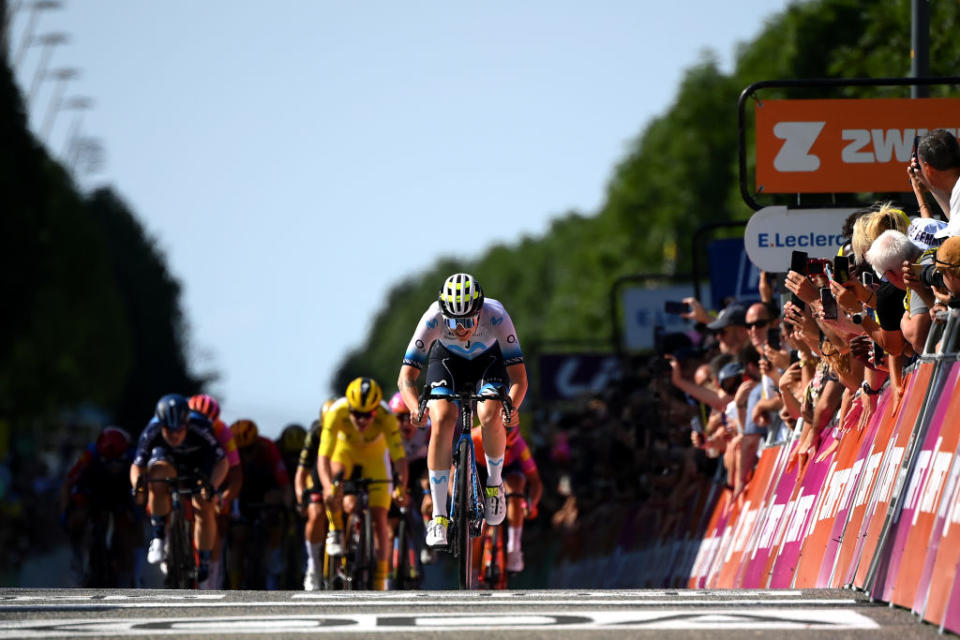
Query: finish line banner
[{"left": 755, "top": 97, "right": 960, "bottom": 193}]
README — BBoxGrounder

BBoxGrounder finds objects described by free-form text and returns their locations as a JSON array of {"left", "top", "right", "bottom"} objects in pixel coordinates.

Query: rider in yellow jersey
[{"left": 318, "top": 377, "right": 408, "bottom": 590}]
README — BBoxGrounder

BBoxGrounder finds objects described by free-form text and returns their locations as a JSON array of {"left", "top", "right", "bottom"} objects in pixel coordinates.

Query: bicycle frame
[
  {"left": 148, "top": 473, "right": 210, "bottom": 590},
  {"left": 324, "top": 468, "right": 391, "bottom": 590}
]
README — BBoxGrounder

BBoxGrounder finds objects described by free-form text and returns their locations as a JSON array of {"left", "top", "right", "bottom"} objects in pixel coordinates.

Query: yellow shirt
[{"left": 318, "top": 397, "right": 405, "bottom": 461}]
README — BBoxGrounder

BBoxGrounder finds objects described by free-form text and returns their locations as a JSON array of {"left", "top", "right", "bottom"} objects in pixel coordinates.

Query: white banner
[{"left": 744, "top": 206, "right": 855, "bottom": 273}]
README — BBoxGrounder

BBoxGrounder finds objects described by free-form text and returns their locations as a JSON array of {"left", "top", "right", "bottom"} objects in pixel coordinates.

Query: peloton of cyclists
[
  {"left": 130, "top": 394, "right": 227, "bottom": 586},
  {"left": 318, "top": 377, "right": 408, "bottom": 590},
  {"left": 397, "top": 273, "right": 528, "bottom": 549}
]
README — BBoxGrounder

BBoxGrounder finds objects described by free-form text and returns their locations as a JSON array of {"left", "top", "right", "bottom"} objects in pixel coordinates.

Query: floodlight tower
[
  {"left": 39, "top": 66, "right": 78, "bottom": 141},
  {"left": 25, "top": 30, "right": 67, "bottom": 105},
  {"left": 11, "top": 0, "right": 62, "bottom": 69},
  {"left": 60, "top": 94, "right": 92, "bottom": 160}
]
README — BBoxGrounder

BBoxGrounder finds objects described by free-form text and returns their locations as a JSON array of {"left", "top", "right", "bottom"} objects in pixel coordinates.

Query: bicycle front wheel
[
  {"left": 362, "top": 510, "right": 374, "bottom": 589},
  {"left": 167, "top": 508, "right": 193, "bottom": 589},
  {"left": 455, "top": 437, "right": 473, "bottom": 590}
]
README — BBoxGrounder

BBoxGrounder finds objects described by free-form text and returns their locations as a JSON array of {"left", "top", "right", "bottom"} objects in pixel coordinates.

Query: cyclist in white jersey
[{"left": 397, "top": 273, "right": 528, "bottom": 548}]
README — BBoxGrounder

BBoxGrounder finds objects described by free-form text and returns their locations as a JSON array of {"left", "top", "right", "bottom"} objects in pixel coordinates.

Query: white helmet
[{"left": 438, "top": 273, "right": 484, "bottom": 318}]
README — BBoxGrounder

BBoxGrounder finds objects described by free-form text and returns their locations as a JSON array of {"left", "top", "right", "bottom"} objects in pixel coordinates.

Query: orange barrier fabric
[{"left": 852, "top": 364, "right": 933, "bottom": 588}]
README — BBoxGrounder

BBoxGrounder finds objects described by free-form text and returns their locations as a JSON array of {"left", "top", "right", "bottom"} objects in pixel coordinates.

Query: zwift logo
[{"left": 756, "top": 232, "right": 844, "bottom": 249}]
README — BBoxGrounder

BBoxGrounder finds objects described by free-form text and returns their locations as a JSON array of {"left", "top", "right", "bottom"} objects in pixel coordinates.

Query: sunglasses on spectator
[
  {"left": 350, "top": 410, "right": 375, "bottom": 420},
  {"left": 444, "top": 315, "right": 479, "bottom": 329},
  {"left": 745, "top": 319, "right": 769, "bottom": 329}
]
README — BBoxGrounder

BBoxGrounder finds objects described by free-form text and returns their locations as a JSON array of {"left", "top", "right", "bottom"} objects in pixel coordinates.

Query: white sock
[
  {"left": 508, "top": 525, "right": 522, "bottom": 553},
  {"left": 485, "top": 455, "right": 504, "bottom": 486},
  {"left": 429, "top": 469, "right": 449, "bottom": 518},
  {"left": 306, "top": 541, "right": 323, "bottom": 573}
]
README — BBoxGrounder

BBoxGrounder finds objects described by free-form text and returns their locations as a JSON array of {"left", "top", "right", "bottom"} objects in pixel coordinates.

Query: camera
[{"left": 919, "top": 263, "right": 945, "bottom": 290}]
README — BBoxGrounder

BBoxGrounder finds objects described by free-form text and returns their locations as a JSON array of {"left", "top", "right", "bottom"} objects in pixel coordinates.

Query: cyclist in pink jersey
[{"left": 189, "top": 394, "right": 243, "bottom": 588}]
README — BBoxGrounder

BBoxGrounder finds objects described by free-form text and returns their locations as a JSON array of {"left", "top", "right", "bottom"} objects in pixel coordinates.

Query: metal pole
[{"left": 910, "top": 0, "right": 930, "bottom": 98}]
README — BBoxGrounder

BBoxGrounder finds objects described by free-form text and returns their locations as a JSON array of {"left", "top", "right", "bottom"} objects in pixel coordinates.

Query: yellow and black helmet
[
  {"left": 438, "top": 273, "right": 484, "bottom": 318},
  {"left": 230, "top": 419, "right": 259, "bottom": 449},
  {"left": 345, "top": 377, "right": 382, "bottom": 413}
]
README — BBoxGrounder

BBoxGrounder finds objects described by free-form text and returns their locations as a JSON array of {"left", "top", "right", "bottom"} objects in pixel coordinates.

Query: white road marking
[
  {"left": 0, "top": 598, "right": 860, "bottom": 610},
  {"left": 0, "top": 609, "right": 879, "bottom": 636}
]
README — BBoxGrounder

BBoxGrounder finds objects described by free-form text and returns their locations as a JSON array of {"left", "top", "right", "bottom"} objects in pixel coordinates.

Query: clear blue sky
[{"left": 10, "top": 1, "right": 790, "bottom": 437}]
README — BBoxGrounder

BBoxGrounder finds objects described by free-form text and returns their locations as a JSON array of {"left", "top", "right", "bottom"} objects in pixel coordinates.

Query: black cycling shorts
[{"left": 424, "top": 342, "right": 509, "bottom": 394}]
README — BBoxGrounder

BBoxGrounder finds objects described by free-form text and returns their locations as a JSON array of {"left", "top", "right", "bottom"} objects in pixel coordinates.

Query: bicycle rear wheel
[{"left": 455, "top": 437, "right": 473, "bottom": 590}]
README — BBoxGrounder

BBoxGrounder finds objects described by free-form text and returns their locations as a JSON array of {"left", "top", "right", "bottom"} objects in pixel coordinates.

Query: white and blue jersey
[{"left": 402, "top": 298, "right": 523, "bottom": 369}]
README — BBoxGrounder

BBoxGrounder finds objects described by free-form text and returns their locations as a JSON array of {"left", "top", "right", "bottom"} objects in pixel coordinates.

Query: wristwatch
[{"left": 861, "top": 381, "right": 882, "bottom": 396}]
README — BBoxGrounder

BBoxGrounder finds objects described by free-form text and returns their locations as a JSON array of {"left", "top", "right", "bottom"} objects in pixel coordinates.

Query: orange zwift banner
[{"left": 755, "top": 98, "right": 960, "bottom": 193}]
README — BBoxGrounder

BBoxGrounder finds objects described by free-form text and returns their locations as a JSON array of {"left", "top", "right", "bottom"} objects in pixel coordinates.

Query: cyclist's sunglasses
[
  {"left": 350, "top": 409, "right": 375, "bottom": 420},
  {"left": 444, "top": 314, "right": 479, "bottom": 329}
]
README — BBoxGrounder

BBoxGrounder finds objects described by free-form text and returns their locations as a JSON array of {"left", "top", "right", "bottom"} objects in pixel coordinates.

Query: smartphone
[
  {"left": 873, "top": 340, "right": 884, "bottom": 364},
  {"left": 789, "top": 349, "right": 800, "bottom": 365},
  {"left": 790, "top": 250, "right": 808, "bottom": 275},
  {"left": 823, "top": 261, "right": 834, "bottom": 281},
  {"left": 807, "top": 258, "right": 826, "bottom": 275},
  {"left": 820, "top": 287, "right": 838, "bottom": 320},
  {"left": 767, "top": 327, "right": 782, "bottom": 351},
  {"left": 834, "top": 255, "right": 850, "bottom": 284},
  {"left": 789, "top": 250, "right": 809, "bottom": 311},
  {"left": 664, "top": 300, "right": 691, "bottom": 314},
  {"left": 862, "top": 271, "right": 875, "bottom": 288},
  {"left": 912, "top": 135, "right": 920, "bottom": 162}
]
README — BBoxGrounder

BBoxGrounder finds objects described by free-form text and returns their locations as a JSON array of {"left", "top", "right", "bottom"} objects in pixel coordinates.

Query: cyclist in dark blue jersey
[{"left": 130, "top": 394, "right": 227, "bottom": 585}]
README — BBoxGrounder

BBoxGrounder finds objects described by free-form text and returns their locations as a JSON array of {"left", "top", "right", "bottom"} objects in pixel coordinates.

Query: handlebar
[
  {"left": 139, "top": 473, "right": 215, "bottom": 499},
  {"left": 418, "top": 386, "right": 514, "bottom": 425}
]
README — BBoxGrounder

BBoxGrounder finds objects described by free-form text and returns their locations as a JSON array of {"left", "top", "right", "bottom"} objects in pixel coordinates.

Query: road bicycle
[
  {"left": 145, "top": 473, "right": 213, "bottom": 590},
  {"left": 391, "top": 489, "right": 425, "bottom": 590},
  {"left": 419, "top": 385, "right": 513, "bottom": 590},
  {"left": 227, "top": 501, "right": 290, "bottom": 589},
  {"left": 477, "top": 492, "right": 525, "bottom": 590},
  {"left": 323, "top": 467, "right": 391, "bottom": 590}
]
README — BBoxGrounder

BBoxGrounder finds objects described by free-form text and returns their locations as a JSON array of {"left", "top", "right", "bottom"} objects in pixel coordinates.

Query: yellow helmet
[
  {"left": 230, "top": 419, "right": 259, "bottom": 449},
  {"left": 345, "top": 377, "right": 382, "bottom": 413}
]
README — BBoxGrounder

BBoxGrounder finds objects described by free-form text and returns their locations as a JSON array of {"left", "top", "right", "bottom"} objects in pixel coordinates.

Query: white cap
[{"left": 909, "top": 218, "right": 948, "bottom": 249}]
